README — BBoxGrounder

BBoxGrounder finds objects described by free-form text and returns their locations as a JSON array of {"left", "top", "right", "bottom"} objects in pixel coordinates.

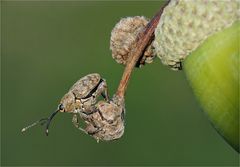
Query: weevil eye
[{"left": 58, "top": 104, "right": 64, "bottom": 112}]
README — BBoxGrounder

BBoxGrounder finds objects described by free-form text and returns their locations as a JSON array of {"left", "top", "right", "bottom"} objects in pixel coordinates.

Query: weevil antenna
[
  {"left": 21, "top": 118, "right": 49, "bottom": 133},
  {"left": 45, "top": 110, "right": 59, "bottom": 136}
]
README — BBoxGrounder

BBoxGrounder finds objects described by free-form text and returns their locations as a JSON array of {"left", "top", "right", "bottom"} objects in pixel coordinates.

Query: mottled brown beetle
[{"left": 22, "top": 73, "right": 110, "bottom": 136}]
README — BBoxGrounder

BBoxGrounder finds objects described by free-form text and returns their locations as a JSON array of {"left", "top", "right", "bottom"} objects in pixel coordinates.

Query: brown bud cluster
[
  {"left": 110, "top": 16, "right": 155, "bottom": 67},
  {"left": 85, "top": 95, "right": 125, "bottom": 141}
]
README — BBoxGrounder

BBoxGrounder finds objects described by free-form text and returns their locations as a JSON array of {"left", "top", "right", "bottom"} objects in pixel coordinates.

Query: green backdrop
[{"left": 1, "top": 0, "right": 239, "bottom": 166}]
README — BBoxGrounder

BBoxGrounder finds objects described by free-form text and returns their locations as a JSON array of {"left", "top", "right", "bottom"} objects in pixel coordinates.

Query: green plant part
[
  {"left": 154, "top": 0, "right": 239, "bottom": 152},
  {"left": 154, "top": 0, "right": 239, "bottom": 70},
  {"left": 184, "top": 22, "right": 239, "bottom": 152}
]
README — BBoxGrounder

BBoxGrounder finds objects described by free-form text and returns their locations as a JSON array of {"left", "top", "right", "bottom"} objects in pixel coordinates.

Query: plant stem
[{"left": 115, "top": 0, "right": 170, "bottom": 98}]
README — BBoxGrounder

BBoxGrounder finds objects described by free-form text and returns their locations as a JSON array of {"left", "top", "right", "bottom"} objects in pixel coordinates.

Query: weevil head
[
  {"left": 22, "top": 88, "right": 83, "bottom": 136},
  {"left": 45, "top": 92, "right": 79, "bottom": 136},
  {"left": 59, "top": 92, "right": 81, "bottom": 113}
]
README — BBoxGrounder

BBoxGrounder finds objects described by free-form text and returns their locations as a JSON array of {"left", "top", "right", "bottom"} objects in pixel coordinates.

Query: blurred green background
[{"left": 1, "top": 0, "right": 239, "bottom": 166}]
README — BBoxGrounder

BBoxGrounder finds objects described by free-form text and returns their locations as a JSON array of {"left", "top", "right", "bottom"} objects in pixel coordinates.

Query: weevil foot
[{"left": 72, "top": 114, "right": 87, "bottom": 134}]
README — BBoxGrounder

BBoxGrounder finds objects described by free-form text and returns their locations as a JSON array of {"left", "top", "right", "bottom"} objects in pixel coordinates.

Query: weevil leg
[
  {"left": 72, "top": 114, "right": 79, "bottom": 128},
  {"left": 99, "top": 80, "right": 110, "bottom": 102},
  {"left": 91, "top": 79, "right": 109, "bottom": 102},
  {"left": 101, "top": 88, "right": 110, "bottom": 102},
  {"left": 72, "top": 114, "right": 86, "bottom": 134}
]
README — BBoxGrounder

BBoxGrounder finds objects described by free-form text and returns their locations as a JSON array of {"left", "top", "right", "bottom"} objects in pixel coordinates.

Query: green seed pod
[
  {"left": 154, "top": 0, "right": 239, "bottom": 152},
  {"left": 185, "top": 22, "right": 239, "bottom": 152}
]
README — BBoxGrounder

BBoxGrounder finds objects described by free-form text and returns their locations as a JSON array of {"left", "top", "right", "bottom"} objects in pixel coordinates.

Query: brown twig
[{"left": 115, "top": 0, "right": 170, "bottom": 98}]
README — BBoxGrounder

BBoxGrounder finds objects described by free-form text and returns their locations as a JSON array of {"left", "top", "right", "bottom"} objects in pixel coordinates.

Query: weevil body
[{"left": 59, "top": 73, "right": 109, "bottom": 114}]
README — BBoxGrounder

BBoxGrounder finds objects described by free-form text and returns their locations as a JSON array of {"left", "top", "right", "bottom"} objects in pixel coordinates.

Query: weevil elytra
[{"left": 22, "top": 73, "right": 125, "bottom": 141}]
